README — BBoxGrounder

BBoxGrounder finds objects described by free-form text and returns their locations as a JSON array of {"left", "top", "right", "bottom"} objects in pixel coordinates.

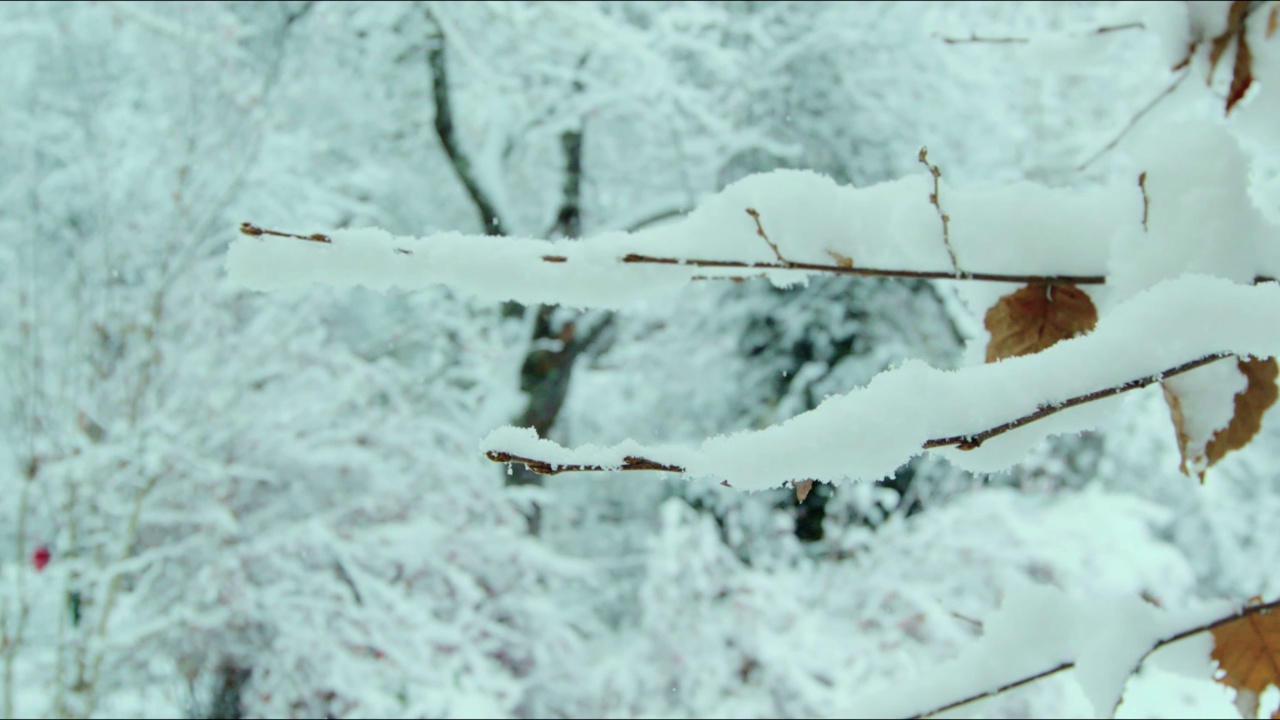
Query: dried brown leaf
[
  {"left": 1268, "top": 3, "right": 1278, "bottom": 39},
  {"left": 1209, "top": 2, "right": 1252, "bottom": 77},
  {"left": 983, "top": 284, "right": 1098, "bottom": 363},
  {"left": 1164, "top": 357, "right": 1278, "bottom": 479},
  {"left": 825, "top": 250, "right": 854, "bottom": 269},
  {"left": 1206, "top": 357, "right": 1279, "bottom": 465},
  {"left": 1211, "top": 601, "right": 1280, "bottom": 718},
  {"left": 1227, "top": 32, "right": 1254, "bottom": 114}
]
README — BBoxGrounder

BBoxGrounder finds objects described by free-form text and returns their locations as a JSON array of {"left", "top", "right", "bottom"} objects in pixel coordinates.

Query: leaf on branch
[
  {"left": 1211, "top": 599, "right": 1280, "bottom": 719},
  {"left": 984, "top": 284, "right": 1098, "bottom": 363},
  {"left": 1163, "top": 357, "right": 1278, "bottom": 479},
  {"left": 825, "top": 250, "right": 854, "bottom": 269}
]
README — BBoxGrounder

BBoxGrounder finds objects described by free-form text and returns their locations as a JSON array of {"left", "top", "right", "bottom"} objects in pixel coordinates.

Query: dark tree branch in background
[
  {"left": 423, "top": 5, "right": 505, "bottom": 236},
  {"left": 905, "top": 596, "right": 1280, "bottom": 720},
  {"left": 486, "top": 353, "right": 1234, "bottom": 475},
  {"left": 509, "top": 120, "right": 596, "bottom": 494},
  {"left": 939, "top": 21, "right": 1144, "bottom": 44}
]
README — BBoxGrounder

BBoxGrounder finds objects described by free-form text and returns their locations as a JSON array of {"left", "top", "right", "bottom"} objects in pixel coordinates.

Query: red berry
[{"left": 32, "top": 545, "right": 51, "bottom": 572}]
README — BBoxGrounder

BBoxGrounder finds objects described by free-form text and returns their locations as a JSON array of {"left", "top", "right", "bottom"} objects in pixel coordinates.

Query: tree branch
[
  {"left": 918, "top": 147, "right": 960, "bottom": 276},
  {"left": 905, "top": 596, "right": 1280, "bottom": 719},
  {"left": 1077, "top": 68, "right": 1190, "bottom": 171},
  {"left": 616, "top": 253, "right": 1107, "bottom": 285},
  {"left": 236, "top": 221, "right": 1111, "bottom": 285},
  {"left": 938, "top": 22, "right": 1144, "bottom": 44},
  {"left": 485, "top": 352, "right": 1235, "bottom": 475},
  {"left": 423, "top": 5, "right": 505, "bottom": 235}
]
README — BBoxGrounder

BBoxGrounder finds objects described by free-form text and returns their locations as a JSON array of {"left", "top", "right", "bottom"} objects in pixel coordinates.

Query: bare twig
[
  {"left": 239, "top": 222, "right": 330, "bottom": 243},
  {"left": 918, "top": 147, "right": 960, "bottom": 276},
  {"left": 939, "top": 22, "right": 1144, "bottom": 44},
  {"left": 486, "top": 353, "right": 1238, "bottom": 475},
  {"left": 940, "top": 33, "right": 1030, "bottom": 45},
  {"left": 1096, "top": 22, "right": 1146, "bottom": 34},
  {"left": 746, "top": 208, "right": 787, "bottom": 263},
  {"left": 1138, "top": 172, "right": 1149, "bottom": 231},
  {"left": 907, "top": 596, "right": 1280, "bottom": 719},
  {"left": 618, "top": 253, "right": 1104, "bottom": 285},
  {"left": 484, "top": 451, "right": 685, "bottom": 476},
  {"left": 1077, "top": 69, "right": 1191, "bottom": 171}
]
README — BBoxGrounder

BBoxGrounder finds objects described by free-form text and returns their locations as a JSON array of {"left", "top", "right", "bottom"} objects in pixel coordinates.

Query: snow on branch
[
  {"left": 841, "top": 585, "right": 1277, "bottom": 719},
  {"left": 229, "top": 169, "right": 1133, "bottom": 309},
  {"left": 481, "top": 276, "right": 1280, "bottom": 490}
]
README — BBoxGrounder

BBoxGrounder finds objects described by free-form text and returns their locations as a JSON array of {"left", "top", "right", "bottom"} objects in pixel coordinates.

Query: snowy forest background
[{"left": 2, "top": 1, "right": 1279, "bottom": 718}]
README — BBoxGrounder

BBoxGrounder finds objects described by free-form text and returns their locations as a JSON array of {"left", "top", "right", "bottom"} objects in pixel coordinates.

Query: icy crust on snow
[
  {"left": 838, "top": 582, "right": 1237, "bottom": 719},
  {"left": 228, "top": 169, "right": 1135, "bottom": 309},
  {"left": 483, "top": 276, "right": 1280, "bottom": 490}
]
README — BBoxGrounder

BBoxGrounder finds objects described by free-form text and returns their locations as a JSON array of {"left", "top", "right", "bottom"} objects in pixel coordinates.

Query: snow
[{"left": 13, "top": 2, "right": 1280, "bottom": 718}]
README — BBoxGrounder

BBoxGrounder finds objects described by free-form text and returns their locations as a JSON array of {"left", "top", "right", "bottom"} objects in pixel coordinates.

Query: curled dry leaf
[
  {"left": 1164, "top": 357, "right": 1278, "bottom": 479},
  {"left": 1211, "top": 600, "right": 1280, "bottom": 719},
  {"left": 983, "top": 284, "right": 1098, "bottom": 363},
  {"left": 1269, "top": 3, "right": 1278, "bottom": 39}
]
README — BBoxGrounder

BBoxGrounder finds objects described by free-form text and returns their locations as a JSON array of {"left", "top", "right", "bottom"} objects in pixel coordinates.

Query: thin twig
[
  {"left": 486, "top": 353, "right": 1236, "bottom": 475},
  {"left": 908, "top": 663, "right": 1074, "bottom": 719},
  {"left": 938, "top": 22, "right": 1144, "bottom": 44},
  {"left": 907, "top": 596, "right": 1280, "bottom": 719},
  {"left": 918, "top": 147, "right": 960, "bottom": 276},
  {"left": 1077, "top": 69, "right": 1191, "bottom": 171},
  {"left": 239, "top": 222, "right": 330, "bottom": 243},
  {"left": 940, "top": 33, "right": 1030, "bottom": 44},
  {"left": 1138, "top": 172, "right": 1149, "bottom": 232},
  {"left": 746, "top": 208, "right": 786, "bottom": 263},
  {"left": 484, "top": 451, "right": 685, "bottom": 475},
  {"left": 619, "top": 253, "right": 1104, "bottom": 285}
]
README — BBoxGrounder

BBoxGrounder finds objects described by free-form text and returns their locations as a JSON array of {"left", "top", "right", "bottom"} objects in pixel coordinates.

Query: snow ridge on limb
[
  {"left": 228, "top": 169, "right": 1131, "bottom": 309},
  {"left": 839, "top": 585, "right": 1277, "bottom": 720},
  {"left": 482, "top": 276, "right": 1280, "bottom": 491}
]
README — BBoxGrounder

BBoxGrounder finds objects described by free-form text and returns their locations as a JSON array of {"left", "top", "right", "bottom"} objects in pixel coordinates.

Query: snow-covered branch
[
  {"left": 846, "top": 588, "right": 1279, "bottom": 719},
  {"left": 485, "top": 352, "right": 1233, "bottom": 480},
  {"left": 478, "top": 276, "right": 1280, "bottom": 490},
  {"left": 230, "top": 168, "right": 1141, "bottom": 308}
]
